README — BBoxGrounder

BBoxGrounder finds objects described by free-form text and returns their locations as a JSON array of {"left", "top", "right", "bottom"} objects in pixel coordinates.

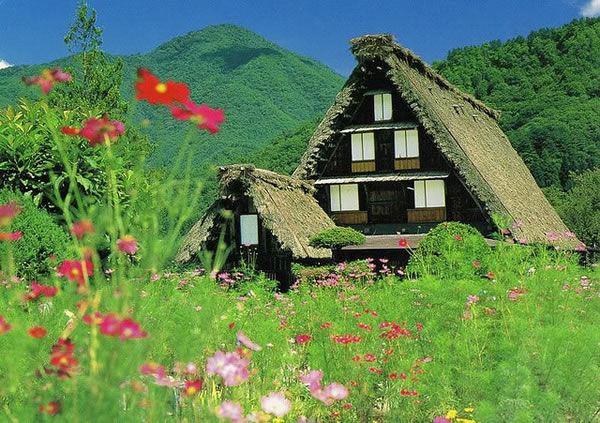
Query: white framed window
[
  {"left": 414, "top": 180, "right": 445, "bottom": 208},
  {"left": 351, "top": 132, "right": 375, "bottom": 161},
  {"left": 330, "top": 184, "right": 360, "bottom": 211},
  {"left": 394, "top": 129, "right": 419, "bottom": 158},
  {"left": 373, "top": 93, "right": 392, "bottom": 121},
  {"left": 240, "top": 214, "right": 259, "bottom": 245}
]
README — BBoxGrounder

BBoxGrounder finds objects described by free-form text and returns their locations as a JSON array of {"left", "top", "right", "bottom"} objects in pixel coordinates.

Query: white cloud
[
  {"left": 581, "top": 0, "right": 600, "bottom": 17},
  {"left": 0, "top": 59, "right": 11, "bottom": 70}
]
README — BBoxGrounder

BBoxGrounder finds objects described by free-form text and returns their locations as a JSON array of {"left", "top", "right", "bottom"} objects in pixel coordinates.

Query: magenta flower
[
  {"left": 140, "top": 362, "right": 166, "bottom": 379},
  {"left": 215, "top": 400, "right": 244, "bottom": 422},
  {"left": 118, "top": 318, "right": 148, "bottom": 341},
  {"left": 171, "top": 100, "right": 225, "bottom": 134},
  {"left": 206, "top": 350, "right": 250, "bottom": 386},
  {"left": 117, "top": 235, "right": 138, "bottom": 255},
  {"left": 0, "top": 201, "right": 21, "bottom": 226},
  {"left": 22, "top": 68, "right": 71, "bottom": 94},
  {"left": 433, "top": 418, "right": 452, "bottom": 423},
  {"left": 236, "top": 331, "right": 262, "bottom": 351},
  {"left": 260, "top": 392, "right": 291, "bottom": 417}
]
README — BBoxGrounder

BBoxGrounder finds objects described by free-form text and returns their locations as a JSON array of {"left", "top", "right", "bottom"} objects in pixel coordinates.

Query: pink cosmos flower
[
  {"left": 171, "top": 100, "right": 225, "bottom": 134},
  {"left": 299, "top": 370, "right": 323, "bottom": 392},
  {"left": 117, "top": 235, "right": 138, "bottom": 255},
  {"left": 140, "top": 362, "right": 166, "bottom": 379},
  {"left": 22, "top": 68, "right": 71, "bottom": 94},
  {"left": 99, "top": 313, "right": 122, "bottom": 336},
  {"left": 206, "top": 350, "right": 250, "bottom": 386},
  {"left": 118, "top": 318, "right": 148, "bottom": 341},
  {"left": 260, "top": 392, "right": 291, "bottom": 417},
  {"left": 325, "top": 383, "right": 349, "bottom": 400},
  {"left": 183, "top": 379, "right": 203, "bottom": 396},
  {"left": 215, "top": 400, "right": 244, "bottom": 422},
  {"left": 236, "top": 331, "right": 262, "bottom": 351},
  {"left": 433, "top": 418, "right": 452, "bottom": 423},
  {"left": 296, "top": 334, "right": 312, "bottom": 344}
]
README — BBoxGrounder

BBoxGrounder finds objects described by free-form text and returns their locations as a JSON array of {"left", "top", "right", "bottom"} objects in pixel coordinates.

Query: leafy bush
[
  {"left": 407, "top": 222, "right": 491, "bottom": 279},
  {"left": 309, "top": 226, "right": 366, "bottom": 249},
  {"left": 0, "top": 189, "right": 71, "bottom": 278}
]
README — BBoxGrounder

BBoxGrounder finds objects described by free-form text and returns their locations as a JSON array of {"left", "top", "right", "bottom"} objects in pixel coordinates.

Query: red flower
[
  {"left": 39, "top": 401, "right": 61, "bottom": 415},
  {"left": 24, "top": 282, "right": 58, "bottom": 301},
  {"left": 183, "top": 379, "right": 204, "bottom": 396},
  {"left": 343, "top": 403, "right": 352, "bottom": 409},
  {"left": 49, "top": 338, "right": 78, "bottom": 377},
  {"left": 368, "top": 367, "right": 382, "bottom": 374},
  {"left": 398, "top": 238, "right": 408, "bottom": 248},
  {"left": 117, "top": 235, "right": 138, "bottom": 255},
  {"left": 99, "top": 313, "right": 122, "bottom": 336},
  {"left": 364, "top": 353, "right": 376, "bottom": 362},
  {"left": 29, "top": 326, "right": 48, "bottom": 338},
  {"left": 320, "top": 322, "right": 333, "bottom": 329},
  {"left": 58, "top": 260, "right": 94, "bottom": 285},
  {"left": 452, "top": 235, "right": 463, "bottom": 241},
  {"left": 472, "top": 260, "right": 481, "bottom": 268},
  {"left": 357, "top": 323, "right": 372, "bottom": 331},
  {"left": 389, "top": 373, "right": 398, "bottom": 379},
  {"left": 296, "top": 334, "right": 312, "bottom": 344},
  {"left": 0, "top": 315, "right": 11, "bottom": 335},
  {"left": 400, "top": 389, "right": 418, "bottom": 396},
  {"left": 415, "top": 322, "right": 423, "bottom": 331},
  {"left": 487, "top": 272, "right": 495, "bottom": 279},
  {"left": 351, "top": 355, "right": 361, "bottom": 362},
  {"left": 135, "top": 68, "right": 190, "bottom": 105},
  {"left": 23, "top": 68, "right": 71, "bottom": 94},
  {"left": 0, "top": 232, "right": 22, "bottom": 241},
  {"left": 71, "top": 219, "right": 95, "bottom": 239},
  {"left": 62, "top": 115, "right": 125, "bottom": 147},
  {"left": 228, "top": 321, "right": 236, "bottom": 329},
  {"left": 171, "top": 100, "right": 225, "bottom": 134},
  {"left": 118, "top": 318, "right": 148, "bottom": 341}
]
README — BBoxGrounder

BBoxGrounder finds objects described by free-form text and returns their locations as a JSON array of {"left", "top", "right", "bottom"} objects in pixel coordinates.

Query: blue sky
[{"left": 0, "top": 0, "right": 598, "bottom": 75}]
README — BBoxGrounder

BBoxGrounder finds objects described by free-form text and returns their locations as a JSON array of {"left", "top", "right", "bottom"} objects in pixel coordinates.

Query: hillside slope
[{"left": 0, "top": 24, "right": 344, "bottom": 177}]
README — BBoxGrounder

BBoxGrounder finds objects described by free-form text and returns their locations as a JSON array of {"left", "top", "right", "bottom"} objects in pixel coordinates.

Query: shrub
[
  {"left": 406, "top": 221, "right": 491, "bottom": 279},
  {"left": 0, "top": 189, "right": 71, "bottom": 278},
  {"left": 309, "top": 226, "right": 366, "bottom": 249}
]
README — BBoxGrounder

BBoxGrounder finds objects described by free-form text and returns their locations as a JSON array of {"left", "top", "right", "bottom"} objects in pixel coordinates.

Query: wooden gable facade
[{"left": 294, "top": 34, "right": 574, "bottom": 243}]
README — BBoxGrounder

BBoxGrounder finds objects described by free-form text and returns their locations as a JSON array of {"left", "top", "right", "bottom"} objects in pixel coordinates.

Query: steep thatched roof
[
  {"left": 293, "top": 34, "right": 574, "bottom": 244},
  {"left": 175, "top": 165, "right": 334, "bottom": 263}
]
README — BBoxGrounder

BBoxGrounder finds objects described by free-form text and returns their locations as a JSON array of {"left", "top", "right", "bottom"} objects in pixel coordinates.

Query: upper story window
[
  {"left": 394, "top": 129, "right": 419, "bottom": 158},
  {"left": 373, "top": 93, "right": 392, "bottom": 121},
  {"left": 351, "top": 132, "right": 375, "bottom": 162},
  {"left": 414, "top": 179, "right": 445, "bottom": 208},
  {"left": 330, "top": 184, "right": 359, "bottom": 211}
]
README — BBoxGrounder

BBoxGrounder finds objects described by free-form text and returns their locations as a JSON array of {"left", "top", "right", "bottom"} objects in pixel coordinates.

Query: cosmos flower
[
  {"left": 296, "top": 334, "right": 312, "bottom": 344},
  {"left": 117, "top": 318, "right": 148, "bottom": 341},
  {"left": 261, "top": 392, "right": 291, "bottom": 417},
  {"left": 61, "top": 115, "right": 125, "bottom": 147},
  {"left": 24, "top": 282, "right": 58, "bottom": 301},
  {"left": 135, "top": 68, "right": 190, "bottom": 105},
  {"left": 58, "top": 260, "right": 94, "bottom": 285},
  {"left": 0, "top": 315, "right": 11, "bottom": 335},
  {"left": 236, "top": 331, "right": 262, "bottom": 351},
  {"left": 171, "top": 100, "right": 225, "bottom": 134},
  {"left": 117, "top": 235, "right": 138, "bottom": 255},
  {"left": 206, "top": 350, "right": 250, "bottom": 386},
  {"left": 140, "top": 362, "right": 166, "bottom": 379},
  {"left": 23, "top": 68, "right": 71, "bottom": 94},
  {"left": 71, "top": 219, "right": 95, "bottom": 239},
  {"left": 324, "top": 383, "right": 349, "bottom": 400},
  {"left": 39, "top": 401, "right": 61, "bottom": 416},
  {"left": 215, "top": 400, "right": 244, "bottom": 422},
  {"left": 183, "top": 379, "right": 203, "bottom": 396},
  {"left": 28, "top": 326, "right": 48, "bottom": 338}
]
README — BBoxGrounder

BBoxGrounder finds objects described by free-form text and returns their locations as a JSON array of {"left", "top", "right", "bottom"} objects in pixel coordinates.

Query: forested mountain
[
  {"left": 433, "top": 17, "right": 600, "bottom": 189},
  {"left": 0, "top": 24, "right": 344, "bottom": 176}
]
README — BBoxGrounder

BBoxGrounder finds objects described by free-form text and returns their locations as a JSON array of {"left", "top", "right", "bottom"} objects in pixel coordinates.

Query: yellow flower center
[
  {"left": 72, "top": 269, "right": 80, "bottom": 276},
  {"left": 155, "top": 83, "right": 167, "bottom": 93},
  {"left": 187, "top": 387, "right": 197, "bottom": 395},
  {"left": 190, "top": 115, "right": 206, "bottom": 125}
]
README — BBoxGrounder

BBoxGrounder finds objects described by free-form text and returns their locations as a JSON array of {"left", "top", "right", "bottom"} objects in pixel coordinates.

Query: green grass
[{"left": 1, "top": 244, "right": 599, "bottom": 422}]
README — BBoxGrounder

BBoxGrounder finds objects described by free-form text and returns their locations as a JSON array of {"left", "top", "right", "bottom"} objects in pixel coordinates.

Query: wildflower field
[{"left": 1, "top": 47, "right": 600, "bottom": 423}]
